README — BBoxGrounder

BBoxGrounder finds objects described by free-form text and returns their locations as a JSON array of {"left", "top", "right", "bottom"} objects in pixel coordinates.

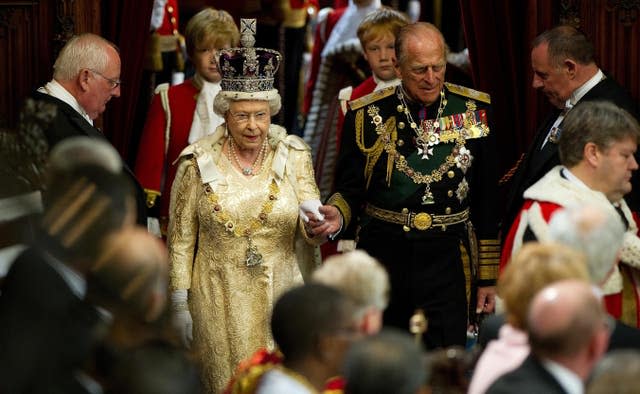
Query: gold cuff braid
[
  {"left": 478, "top": 239, "right": 501, "bottom": 280},
  {"left": 326, "top": 193, "right": 351, "bottom": 229}
]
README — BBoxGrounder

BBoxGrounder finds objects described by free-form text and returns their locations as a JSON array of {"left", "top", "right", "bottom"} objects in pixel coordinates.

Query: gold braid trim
[
  {"left": 355, "top": 109, "right": 383, "bottom": 188},
  {"left": 478, "top": 238, "right": 501, "bottom": 280},
  {"left": 327, "top": 193, "right": 352, "bottom": 229},
  {"left": 354, "top": 107, "right": 397, "bottom": 188}
]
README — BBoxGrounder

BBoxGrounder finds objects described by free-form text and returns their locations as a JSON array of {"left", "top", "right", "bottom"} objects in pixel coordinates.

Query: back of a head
[
  {"left": 527, "top": 279, "right": 607, "bottom": 360},
  {"left": 424, "top": 346, "right": 473, "bottom": 394},
  {"left": 559, "top": 101, "right": 640, "bottom": 168},
  {"left": 53, "top": 33, "right": 117, "bottom": 81},
  {"left": 344, "top": 328, "right": 426, "bottom": 394},
  {"left": 532, "top": 25, "right": 594, "bottom": 67},
  {"left": 587, "top": 349, "right": 640, "bottom": 394},
  {"left": 48, "top": 136, "right": 123, "bottom": 176},
  {"left": 312, "top": 250, "right": 389, "bottom": 313},
  {"left": 548, "top": 205, "right": 625, "bottom": 285},
  {"left": 90, "top": 226, "right": 169, "bottom": 322},
  {"left": 111, "top": 344, "right": 202, "bottom": 394},
  {"left": 357, "top": 7, "right": 409, "bottom": 47},
  {"left": 499, "top": 242, "right": 589, "bottom": 329},
  {"left": 39, "top": 164, "right": 135, "bottom": 263},
  {"left": 271, "top": 283, "right": 356, "bottom": 363}
]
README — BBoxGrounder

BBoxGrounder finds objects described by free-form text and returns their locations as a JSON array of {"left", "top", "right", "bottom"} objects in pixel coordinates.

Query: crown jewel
[{"left": 218, "top": 19, "right": 281, "bottom": 95}]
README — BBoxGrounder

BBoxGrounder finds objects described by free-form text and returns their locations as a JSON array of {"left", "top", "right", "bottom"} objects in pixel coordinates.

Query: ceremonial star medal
[
  {"left": 454, "top": 146, "right": 473, "bottom": 173},
  {"left": 456, "top": 178, "right": 469, "bottom": 203},
  {"left": 245, "top": 237, "right": 263, "bottom": 266}
]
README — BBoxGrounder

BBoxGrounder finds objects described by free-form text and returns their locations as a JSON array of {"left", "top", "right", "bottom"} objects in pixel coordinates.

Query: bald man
[{"left": 487, "top": 280, "right": 610, "bottom": 394}]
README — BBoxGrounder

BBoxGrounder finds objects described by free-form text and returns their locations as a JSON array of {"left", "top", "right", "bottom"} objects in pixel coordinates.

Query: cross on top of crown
[{"left": 240, "top": 18, "right": 256, "bottom": 49}]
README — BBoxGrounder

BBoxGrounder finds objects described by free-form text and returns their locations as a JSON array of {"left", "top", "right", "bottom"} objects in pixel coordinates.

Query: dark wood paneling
[
  {"left": 0, "top": 1, "right": 49, "bottom": 129},
  {"left": 0, "top": 0, "right": 100, "bottom": 130}
]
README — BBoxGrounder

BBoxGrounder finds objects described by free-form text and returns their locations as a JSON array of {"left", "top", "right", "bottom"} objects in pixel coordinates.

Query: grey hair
[
  {"left": 559, "top": 101, "right": 640, "bottom": 168},
  {"left": 312, "top": 249, "right": 390, "bottom": 316},
  {"left": 548, "top": 204, "right": 625, "bottom": 285},
  {"left": 213, "top": 92, "right": 281, "bottom": 117},
  {"left": 53, "top": 33, "right": 119, "bottom": 81},
  {"left": 48, "top": 136, "right": 123, "bottom": 175}
]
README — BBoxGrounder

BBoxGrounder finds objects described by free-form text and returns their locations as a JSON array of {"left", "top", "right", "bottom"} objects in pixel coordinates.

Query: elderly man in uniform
[{"left": 313, "top": 22, "right": 500, "bottom": 348}]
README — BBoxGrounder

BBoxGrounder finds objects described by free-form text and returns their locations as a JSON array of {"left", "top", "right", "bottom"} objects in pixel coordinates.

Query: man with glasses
[
  {"left": 34, "top": 33, "right": 122, "bottom": 142},
  {"left": 32, "top": 33, "right": 147, "bottom": 225}
]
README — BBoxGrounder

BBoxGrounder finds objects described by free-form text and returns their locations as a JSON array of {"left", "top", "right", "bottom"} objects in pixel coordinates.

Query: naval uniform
[{"left": 328, "top": 82, "right": 500, "bottom": 348}]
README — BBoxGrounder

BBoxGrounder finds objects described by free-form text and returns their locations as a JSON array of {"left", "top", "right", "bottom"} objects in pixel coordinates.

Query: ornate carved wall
[{"left": 560, "top": 0, "right": 640, "bottom": 104}]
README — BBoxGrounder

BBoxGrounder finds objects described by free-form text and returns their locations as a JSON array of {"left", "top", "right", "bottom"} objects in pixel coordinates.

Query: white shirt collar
[
  {"left": 373, "top": 75, "right": 401, "bottom": 92},
  {"left": 188, "top": 74, "right": 224, "bottom": 144},
  {"left": 38, "top": 79, "right": 94, "bottom": 126},
  {"left": 542, "top": 358, "right": 584, "bottom": 394},
  {"left": 567, "top": 69, "right": 604, "bottom": 108},
  {"left": 43, "top": 251, "right": 87, "bottom": 298},
  {"left": 561, "top": 166, "right": 591, "bottom": 190}
]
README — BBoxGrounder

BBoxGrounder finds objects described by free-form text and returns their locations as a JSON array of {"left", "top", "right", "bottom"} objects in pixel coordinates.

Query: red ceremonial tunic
[{"left": 134, "top": 79, "right": 198, "bottom": 222}]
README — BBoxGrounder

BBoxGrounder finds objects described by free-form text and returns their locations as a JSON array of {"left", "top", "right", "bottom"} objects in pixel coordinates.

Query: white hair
[
  {"left": 53, "top": 33, "right": 117, "bottom": 81},
  {"left": 48, "top": 136, "right": 122, "bottom": 174},
  {"left": 312, "top": 249, "right": 390, "bottom": 315},
  {"left": 213, "top": 91, "right": 281, "bottom": 117},
  {"left": 548, "top": 204, "right": 625, "bottom": 285}
]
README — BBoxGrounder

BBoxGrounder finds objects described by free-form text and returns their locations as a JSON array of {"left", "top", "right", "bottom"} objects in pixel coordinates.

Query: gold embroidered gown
[{"left": 168, "top": 125, "right": 322, "bottom": 393}]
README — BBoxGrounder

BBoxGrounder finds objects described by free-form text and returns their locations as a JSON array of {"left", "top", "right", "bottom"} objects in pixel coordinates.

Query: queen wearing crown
[{"left": 166, "top": 19, "right": 329, "bottom": 393}]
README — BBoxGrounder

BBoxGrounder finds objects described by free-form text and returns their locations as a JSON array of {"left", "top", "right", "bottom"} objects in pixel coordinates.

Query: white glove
[
  {"left": 299, "top": 199, "right": 324, "bottom": 222},
  {"left": 171, "top": 289, "right": 193, "bottom": 349}
]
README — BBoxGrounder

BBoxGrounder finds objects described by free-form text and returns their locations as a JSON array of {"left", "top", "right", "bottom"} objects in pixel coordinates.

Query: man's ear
[
  {"left": 584, "top": 142, "right": 600, "bottom": 167},
  {"left": 78, "top": 69, "right": 92, "bottom": 91},
  {"left": 564, "top": 58, "right": 578, "bottom": 79}
]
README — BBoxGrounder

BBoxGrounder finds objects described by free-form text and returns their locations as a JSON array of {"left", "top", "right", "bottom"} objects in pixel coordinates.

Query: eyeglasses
[
  {"left": 229, "top": 111, "right": 269, "bottom": 124},
  {"left": 88, "top": 69, "right": 121, "bottom": 89}
]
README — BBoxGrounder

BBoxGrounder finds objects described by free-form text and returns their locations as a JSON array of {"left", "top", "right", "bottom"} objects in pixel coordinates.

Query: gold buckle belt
[{"left": 365, "top": 204, "right": 470, "bottom": 231}]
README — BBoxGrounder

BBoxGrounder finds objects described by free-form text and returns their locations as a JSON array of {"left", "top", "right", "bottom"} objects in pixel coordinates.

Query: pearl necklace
[{"left": 228, "top": 137, "right": 267, "bottom": 176}]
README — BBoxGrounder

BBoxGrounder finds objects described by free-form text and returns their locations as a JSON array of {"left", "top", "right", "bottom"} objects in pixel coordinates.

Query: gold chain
[
  {"left": 393, "top": 136, "right": 464, "bottom": 184},
  {"left": 397, "top": 87, "right": 446, "bottom": 141},
  {"left": 206, "top": 178, "right": 279, "bottom": 238}
]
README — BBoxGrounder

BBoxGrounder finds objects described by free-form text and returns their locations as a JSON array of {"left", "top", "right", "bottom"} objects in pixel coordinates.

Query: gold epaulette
[
  {"left": 348, "top": 85, "right": 396, "bottom": 111},
  {"left": 445, "top": 82, "right": 491, "bottom": 104}
]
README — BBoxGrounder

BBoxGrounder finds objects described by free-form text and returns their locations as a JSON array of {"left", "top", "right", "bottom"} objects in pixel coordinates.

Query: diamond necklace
[
  {"left": 228, "top": 136, "right": 267, "bottom": 176},
  {"left": 397, "top": 88, "right": 446, "bottom": 160}
]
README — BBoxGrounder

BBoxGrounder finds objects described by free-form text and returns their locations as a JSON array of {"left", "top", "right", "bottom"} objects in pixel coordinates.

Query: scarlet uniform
[{"left": 134, "top": 80, "right": 198, "bottom": 225}]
